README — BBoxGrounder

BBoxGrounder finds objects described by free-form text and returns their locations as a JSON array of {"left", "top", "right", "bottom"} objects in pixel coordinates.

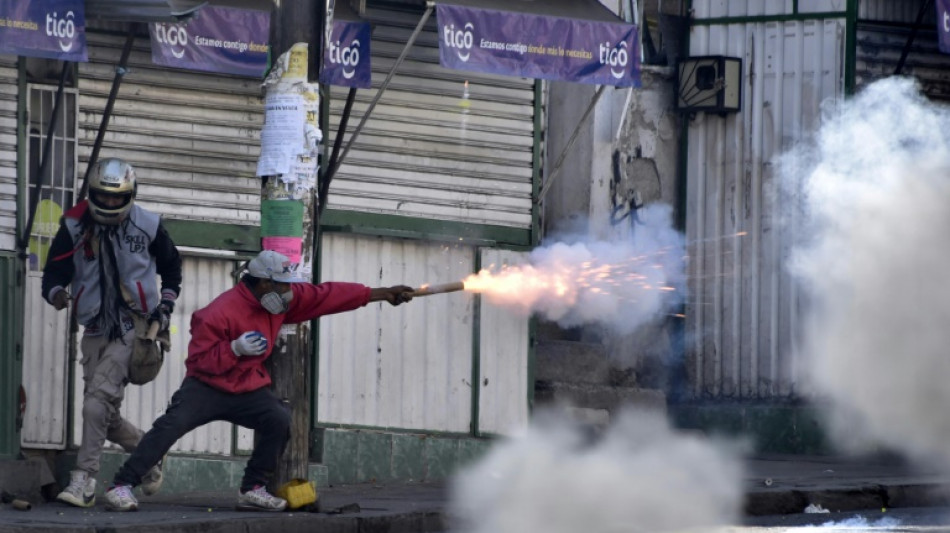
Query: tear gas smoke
[
  {"left": 465, "top": 204, "right": 684, "bottom": 335},
  {"left": 810, "top": 516, "right": 902, "bottom": 529},
  {"left": 449, "top": 410, "right": 744, "bottom": 533},
  {"left": 786, "top": 77, "right": 950, "bottom": 466}
]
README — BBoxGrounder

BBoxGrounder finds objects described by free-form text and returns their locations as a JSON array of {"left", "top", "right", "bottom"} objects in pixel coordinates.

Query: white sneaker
[
  {"left": 236, "top": 485, "right": 287, "bottom": 512},
  {"left": 56, "top": 470, "right": 96, "bottom": 508},
  {"left": 104, "top": 484, "right": 138, "bottom": 512},
  {"left": 140, "top": 456, "right": 165, "bottom": 496}
]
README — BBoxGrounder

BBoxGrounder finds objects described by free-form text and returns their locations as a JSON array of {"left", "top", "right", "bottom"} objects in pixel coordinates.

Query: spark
[{"left": 458, "top": 248, "right": 680, "bottom": 317}]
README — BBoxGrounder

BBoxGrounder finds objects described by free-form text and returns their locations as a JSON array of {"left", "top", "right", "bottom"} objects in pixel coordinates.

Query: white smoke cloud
[
  {"left": 785, "top": 77, "right": 950, "bottom": 466},
  {"left": 466, "top": 204, "right": 685, "bottom": 335},
  {"left": 448, "top": 410, "right": 744, "bottom": 533},
  {"left": 809, "top": 516, "right": 902, "bottom": 529}
]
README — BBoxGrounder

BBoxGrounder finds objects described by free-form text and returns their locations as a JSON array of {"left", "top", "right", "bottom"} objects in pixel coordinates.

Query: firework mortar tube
[{"left": 411, "top": 281, "right": 465, "bottom": 297}]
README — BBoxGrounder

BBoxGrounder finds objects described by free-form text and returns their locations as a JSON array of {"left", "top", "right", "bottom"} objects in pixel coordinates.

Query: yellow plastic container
[{"left": 276, "top": 478, "right": 317, "bottom": 510}]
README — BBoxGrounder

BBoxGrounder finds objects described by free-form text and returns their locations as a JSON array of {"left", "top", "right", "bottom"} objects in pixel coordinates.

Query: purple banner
[
  {"left": 320, "top": 19, "right": 372, "bottom": 89},
  {"left": 0, "top": 0, "right": 87, "bottom": 62},
  {"left": 938, "top": 0, "right": 950, "bottom": 54},
  {"left": 436, "top": 4, "right": 639, "bottom": 87},
  {"left": 150, "top": 6, "right": 270, "bottom": 78}
]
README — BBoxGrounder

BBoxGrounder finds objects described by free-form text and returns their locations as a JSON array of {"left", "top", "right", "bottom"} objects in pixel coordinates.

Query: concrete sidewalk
[{"left": 1, "top": 455, "right": 949, "bottom": 532}]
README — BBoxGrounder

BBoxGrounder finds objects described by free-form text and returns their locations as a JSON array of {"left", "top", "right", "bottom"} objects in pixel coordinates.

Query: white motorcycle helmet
[{"left": 87, "top": 157, "right": 136, "bottom": 225}]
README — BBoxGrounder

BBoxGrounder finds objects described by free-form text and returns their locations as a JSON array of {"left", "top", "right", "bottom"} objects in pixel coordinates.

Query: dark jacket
[{"left": 42, "top": 200, "right": 182, "bottom": 330}]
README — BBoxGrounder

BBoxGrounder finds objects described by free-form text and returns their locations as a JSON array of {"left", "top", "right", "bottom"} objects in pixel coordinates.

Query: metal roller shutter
[
  {"left": 0, "top": 55, "right": 17, "bottom": 251},
  {"left": 326, "top": 6, "right": 538, "bottom": 229},
  {"left": 78, "top": 28, "right": 264, "bottom": 225},
  {"left": 855, "top": 12, "right": 950, "bottom": 102}
]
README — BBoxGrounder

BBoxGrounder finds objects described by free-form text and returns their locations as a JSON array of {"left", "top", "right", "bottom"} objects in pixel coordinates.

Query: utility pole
[{"left": 265, "top": 0, "right": 320, "bottom": 490}]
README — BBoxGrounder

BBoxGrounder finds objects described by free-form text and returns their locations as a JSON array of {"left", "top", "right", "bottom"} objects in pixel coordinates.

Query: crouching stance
[{"left": 104, "top": 250, "right": 414, "bottom": 512}]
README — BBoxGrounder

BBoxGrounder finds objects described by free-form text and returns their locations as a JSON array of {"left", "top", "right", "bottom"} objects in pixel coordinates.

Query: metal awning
[
  {"left": 85, "top": 0, "right": 205, "bottom": 21},
  {"left": 434, "top": 0, "right": 627, "bottom": 23},
  {"left": 85, "top": 0, "right": 272, "bottom": 22}
]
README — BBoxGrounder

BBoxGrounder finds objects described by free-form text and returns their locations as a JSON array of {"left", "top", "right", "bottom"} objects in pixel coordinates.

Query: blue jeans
[{"left": 113, "top": 377, "right": 291, "bottom": 492}]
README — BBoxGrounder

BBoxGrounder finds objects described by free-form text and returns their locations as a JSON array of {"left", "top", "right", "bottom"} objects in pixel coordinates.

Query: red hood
[{"left": 64, "top": 200, "right": 89, "bottom": 220}]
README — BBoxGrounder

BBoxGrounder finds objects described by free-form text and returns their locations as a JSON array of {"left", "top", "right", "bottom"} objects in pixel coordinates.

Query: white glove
[{"left": 231, "top": 331, "right": 268, "bottom": 357}]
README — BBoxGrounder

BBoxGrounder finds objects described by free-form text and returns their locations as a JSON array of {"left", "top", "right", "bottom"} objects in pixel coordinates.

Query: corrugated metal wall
[
  {"left": 691, "top": 1, "right": 828, "bottom": 17},
  {"left": 0, "top": 55, "right": 17, "bottom": 251},
  {"left": 0, "top": 253, "right": 21, "bottom": 457},
  {"left": 685, "top": 11, "right": 845, "bottom": 399},
  {"left": 78, "top": 28, "right": 263, "bottom": 225},
  {"left": 317, "top": 233, "right": 477, "bottom": 432},
  {"left": 69, "top": 254, "right": 241, "bottom": 454},
  {"left": 477, "top": 248, "right": 530, "bottom": 435},
  {"left": 856, "top": 0, "right": 950, "bottom": 102},
  {"left": 326, "top": 6, "right": 537, "bottom": 229},
  {"left": 20, "top": 272, "right": 71, "bottom": 449},
  {"left": 858, "top": 0, "right": 920, "bottom": 20}
]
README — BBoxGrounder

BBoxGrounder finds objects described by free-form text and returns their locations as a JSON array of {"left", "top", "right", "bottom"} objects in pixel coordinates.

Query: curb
[
  {"left": 745, "top": 483, "right": 950, "bottom": 516},
  {"left": 3, "top": 481, "right": 949, "bottom": 531},
  {"left": 0, "top": 507, "right": 447, "bottom": 533}
]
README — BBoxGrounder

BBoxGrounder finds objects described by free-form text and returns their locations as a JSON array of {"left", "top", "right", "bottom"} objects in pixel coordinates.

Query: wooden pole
[{"left": 266, "top": 0, "right": 320, "bottom": 492}]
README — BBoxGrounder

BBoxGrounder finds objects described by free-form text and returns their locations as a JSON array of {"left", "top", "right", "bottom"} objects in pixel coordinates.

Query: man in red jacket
[{"left": 104, "top": 250, "right": 414, "bottom": 512}]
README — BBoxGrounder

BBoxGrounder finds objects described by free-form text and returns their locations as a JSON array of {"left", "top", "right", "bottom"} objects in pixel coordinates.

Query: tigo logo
[
  {"left": 443, "top": 22, "right": 474, "bottom": 62},
  {"left": 599, "top": 41, "right": 629, "bottom": 79},
  {"left": 328, "top": 39, "right": 361, "bottom": 79},
  {"left": 46, "top": 11, "right": 77, "bottom": 52},
  {"left": 154, "top": 23, "right": 188, "bottom": 59}
]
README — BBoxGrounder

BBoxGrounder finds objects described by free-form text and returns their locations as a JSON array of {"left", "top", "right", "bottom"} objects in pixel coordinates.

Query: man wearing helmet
[{"left": 41, "top": 157, "right": 182, "bottom": 508}]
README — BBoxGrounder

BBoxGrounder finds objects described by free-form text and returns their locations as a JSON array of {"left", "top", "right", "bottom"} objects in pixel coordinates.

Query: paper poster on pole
[
  {"left": 282, "top": 156, "right": 319, "bottom": 196},
  {"left": 256, "top": 93, "right": 307, "bottom": 176},
  {"left": 261, "top": 200, "right": 304, "bottom": 237},
  {"left": 256, "top": 43, "right": 320, "bottom": 284},
  {"left": 261, "top": 199, "right": 304, "bottom": 264},
  {"left": 261, "top": 236, "right": 303, "bottom": 264}
]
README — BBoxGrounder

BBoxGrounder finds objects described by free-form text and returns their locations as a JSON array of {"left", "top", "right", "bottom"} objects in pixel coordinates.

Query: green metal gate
[{"left": 0, "top": 252, "right": 23, "bottom": 458}]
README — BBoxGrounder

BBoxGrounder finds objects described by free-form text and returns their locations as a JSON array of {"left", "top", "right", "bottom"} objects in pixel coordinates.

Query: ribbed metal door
[
  {"left": 477, "top": 248, "right": 530, "bottom": 435},
  {"left": 78, "top": 28, "right": 264, "bottom": 225},
  {"left": 326, "top": 6, "right": 537, "bottom": 229},
  {"left": 685, "top": 8, "right": 844, "bottom": 399},
  {"left": 317, "top": 233, "right": 477, "bottom": 433},
  {"left": 317, "top": 233, "right": 531, "bottom": 435},
  {"left": 0, "top": 55, "right": 17, "bottom": 251},
  {"left": 21, "top": 281, "right": 71, "bottom": 449}
]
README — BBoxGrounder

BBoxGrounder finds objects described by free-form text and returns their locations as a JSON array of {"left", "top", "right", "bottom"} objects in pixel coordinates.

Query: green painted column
[{"left": 0, "top": 253, "right": 23, "bottom": 458}]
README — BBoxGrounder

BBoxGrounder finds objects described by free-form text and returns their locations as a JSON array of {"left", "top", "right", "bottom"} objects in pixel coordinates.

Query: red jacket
[{"left": 185, "top": 281, "right": 371, "bottom": 393}]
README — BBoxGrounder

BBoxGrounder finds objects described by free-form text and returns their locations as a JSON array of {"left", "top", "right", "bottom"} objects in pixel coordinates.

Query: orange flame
[{"left": 458, "top": 253, "right": 678, "bottom": 312}]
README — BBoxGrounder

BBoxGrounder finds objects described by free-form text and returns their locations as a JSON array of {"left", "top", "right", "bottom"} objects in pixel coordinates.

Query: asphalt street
[{"left": 0, "top": 454, "right": 949, "bottom": 532}]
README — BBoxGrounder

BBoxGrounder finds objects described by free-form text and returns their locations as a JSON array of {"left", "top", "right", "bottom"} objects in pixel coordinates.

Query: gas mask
[{"left": 260, "top": 290, "right": 293, "bottom": 315}]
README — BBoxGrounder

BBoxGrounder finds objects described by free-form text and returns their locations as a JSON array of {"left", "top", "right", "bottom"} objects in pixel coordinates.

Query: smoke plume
[
  {"left": 449, "top": 409, "right": 743, "bottom": 533},
  {"left": 786, "top": 77, "right": 950, "bottom": 465},
  {"left": 465, "top": 204, "right": 685, "bottom": 335}
]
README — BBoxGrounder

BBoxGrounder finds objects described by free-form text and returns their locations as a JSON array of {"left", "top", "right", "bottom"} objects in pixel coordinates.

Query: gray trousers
[{"left": 76, "top": 328, "right": 144, "bottom": 475}]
